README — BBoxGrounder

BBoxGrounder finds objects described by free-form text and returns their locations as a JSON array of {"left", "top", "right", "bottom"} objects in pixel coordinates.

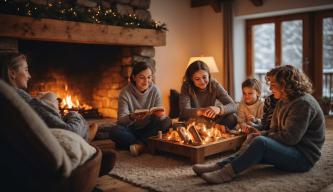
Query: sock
[
  {"left": 201, "top": 164, "right": 236, "bottom": 184},
  {"left": 192, "top": 163, "right": 221, "bottom": 175}
]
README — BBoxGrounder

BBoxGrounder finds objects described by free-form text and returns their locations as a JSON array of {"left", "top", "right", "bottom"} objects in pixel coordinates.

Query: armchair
[{"left": 0, "top": 79, "right": 110, "bottom": 192}]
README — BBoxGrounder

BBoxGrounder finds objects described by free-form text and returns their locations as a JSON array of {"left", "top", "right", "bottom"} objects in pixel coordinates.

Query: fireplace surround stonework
[{"left": 0, "top": 0, "right": 166, "bottom": 118}]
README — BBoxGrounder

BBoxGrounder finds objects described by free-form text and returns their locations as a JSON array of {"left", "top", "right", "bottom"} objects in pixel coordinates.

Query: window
[
  {"left": 247, "top": 10, "right": 333, "bottom": 99},
  {"left": 315, "top": 10, "right": 333, "bottom": 100}
]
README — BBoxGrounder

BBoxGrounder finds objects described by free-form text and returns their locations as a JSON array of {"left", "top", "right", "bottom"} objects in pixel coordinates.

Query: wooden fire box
[{"left": 147, "top": 134, "right": 245, "bottom": 164}]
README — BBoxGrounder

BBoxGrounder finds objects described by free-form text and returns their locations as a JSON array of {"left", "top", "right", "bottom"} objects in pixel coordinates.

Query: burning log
[
  {"left": 177, "top": 127, "right": 191, "bottom": 143},
  {"left": 188, "top": 125, "right": 203, "bottom": 145}
]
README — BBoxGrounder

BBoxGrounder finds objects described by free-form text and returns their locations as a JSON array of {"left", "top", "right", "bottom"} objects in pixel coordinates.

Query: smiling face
[
  {"left": 242, "top": 87, "right": 259, "bottom": 105},
  {"left": 133, "top": 68, "right": 153, "bottom": 92},
  {"left": 191, "top": 70, "right": 209, "bottom": 90},
  {"left": 269, "top": 77, "right": 285, "bottom": 100},
  {"left": 8, "top": 58, "right": 31, "bottom": 89}
]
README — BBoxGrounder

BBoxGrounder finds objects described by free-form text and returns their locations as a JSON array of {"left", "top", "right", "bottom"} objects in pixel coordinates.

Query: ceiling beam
[
  {"left": 191, "top": 0, "right": 229, "bottom": 13},
  {"left": 250, "top": 0, "right": 263, "bottom": 6},
  {"left": 191, "top": 0, "right": 212, "bottom": 8}
]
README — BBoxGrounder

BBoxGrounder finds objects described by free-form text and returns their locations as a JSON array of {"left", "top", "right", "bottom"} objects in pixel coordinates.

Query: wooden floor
[
  {"left": 96, "top": 175, "right": 149, "bottom": 192},
  {"left": 96, "top": 116, "right": 333, "bottom": 192}
]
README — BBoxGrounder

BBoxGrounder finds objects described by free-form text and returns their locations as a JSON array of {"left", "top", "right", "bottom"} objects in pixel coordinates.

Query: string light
[{"left": 0, "top": 0, "right": 167, "bottom": 31}]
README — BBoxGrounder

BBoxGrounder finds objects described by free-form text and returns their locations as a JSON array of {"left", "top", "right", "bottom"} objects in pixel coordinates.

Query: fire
[
  {"left": 60, "top": 94, "right": 92, "bottom": 111},
  {"left": 163, "top": 120, "right": 233, "bottom": 146}
]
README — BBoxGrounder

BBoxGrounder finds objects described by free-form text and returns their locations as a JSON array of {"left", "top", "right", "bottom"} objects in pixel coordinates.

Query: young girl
[
  {"left": 192, "top": 65, "right": 325, "bottom": 184},
  {"left": 179, "top": 60, "right": 237, "bottom": 129},
  {"left": 109, "top": 62, "right": 171, "bottom": 156},
  {"left": 237, "top": 78, "right": 264, "bottom": 131}
]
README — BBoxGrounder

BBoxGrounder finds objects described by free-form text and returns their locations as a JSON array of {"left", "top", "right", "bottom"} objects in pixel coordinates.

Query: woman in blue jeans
[
  {"left": 109, "top": 62, "right": 171, "bottom": 156},
  {"left": 192, "top": 65, "right": 325, "bottom": 184}
]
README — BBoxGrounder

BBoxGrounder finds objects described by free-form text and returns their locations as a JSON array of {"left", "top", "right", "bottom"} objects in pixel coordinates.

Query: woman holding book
[
  {"left": 179, "top": 60, "right": 237, "bottom": 129},
  {"left": 109, "top": 61, "right": 171, "bottom": 156}
]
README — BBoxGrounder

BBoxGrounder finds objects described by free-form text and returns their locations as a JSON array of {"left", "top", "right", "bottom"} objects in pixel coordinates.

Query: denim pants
[
  {"left": 109, "top": 116, "right": 171, "bottom": 148},
  {"left": 215, "top": 113, "right": 238, "bottom": 130},
  {"left": 218, "top": 136, "right": 313, "bottom": 174}
]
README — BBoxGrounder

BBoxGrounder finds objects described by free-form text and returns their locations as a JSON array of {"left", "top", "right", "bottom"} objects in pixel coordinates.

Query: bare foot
[{"left": 88, "top": 123, "right": 98, "bottom": 143}]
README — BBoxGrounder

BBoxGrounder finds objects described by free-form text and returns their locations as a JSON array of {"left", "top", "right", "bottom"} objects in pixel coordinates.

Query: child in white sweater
[{"left": 237, "top": 78, "right": 264, "bottom": 131}]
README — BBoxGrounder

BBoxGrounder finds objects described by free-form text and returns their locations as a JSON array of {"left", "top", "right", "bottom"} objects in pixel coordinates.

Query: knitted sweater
[
  {"left": 16, "top": 89, "right": 88, "bottom": 139},
  {"left": 269, "top": 93, "right": 325, "bottom": 165},
  {"left": 237, "top": 97, "right": 264, "bottom": 124},
  {"left": 179, "top": 79, "right": 237, "bottom": 120},
  {"left": 259, "top": 94, "right": 278, "bottom": 131},
  {"left": 117, "top": 83, "right": 162, "bottom": 128}
]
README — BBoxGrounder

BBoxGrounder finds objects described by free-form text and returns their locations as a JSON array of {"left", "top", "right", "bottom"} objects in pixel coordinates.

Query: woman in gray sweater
[
  {"left": 109, "top": 62, "right": 171, "bottom": 156},
  {"left": 179, "top": 60, "right": 237, "bottom": 129},
  {"left": 192, "top": 65, "right": 325, "bottom": 184},
  {"left": 0, "top": 52, "right": 88, "bottom": 139}
]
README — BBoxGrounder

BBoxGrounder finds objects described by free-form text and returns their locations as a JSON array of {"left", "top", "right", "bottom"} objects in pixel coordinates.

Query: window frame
[{"left": 246, "top": 13, "right": 310, "bottom": 81}]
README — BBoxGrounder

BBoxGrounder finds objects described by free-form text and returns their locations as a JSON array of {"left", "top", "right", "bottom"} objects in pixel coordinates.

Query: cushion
[
  {"left": 169, "top": 89, "right": 180, "bottom": 118},
  {"left": 51, "top": 129, "right": 96, "bottom": 170}
]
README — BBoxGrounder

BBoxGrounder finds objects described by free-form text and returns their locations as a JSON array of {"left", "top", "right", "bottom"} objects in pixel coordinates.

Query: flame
[
  {"left": 60, "top": 95, "right": 92, "bottom": 110},
  {"left": 163, "top": 119, "right": 233, "bottom": 146}
]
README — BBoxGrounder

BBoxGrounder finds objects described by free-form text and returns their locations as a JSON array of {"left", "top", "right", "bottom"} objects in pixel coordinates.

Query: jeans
[
  {"left": 219, "top": 136, "right": 313, "bottom": 174},
  {"left": 109, "top": 115, "right": 171, "bottom": 148},
  {"left": 215, "top": 113, "right": 238, "bottom": 130}
]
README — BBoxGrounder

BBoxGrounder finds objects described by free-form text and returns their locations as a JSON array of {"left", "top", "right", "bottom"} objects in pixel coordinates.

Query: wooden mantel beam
[{"left": 0, "top": 14, "right": 166, "bottom": 46}]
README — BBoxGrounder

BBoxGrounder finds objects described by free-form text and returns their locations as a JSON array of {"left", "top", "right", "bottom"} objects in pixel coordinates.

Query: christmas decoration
[{"left": 0, "top": 0, "right": 167, "bottom": 31}]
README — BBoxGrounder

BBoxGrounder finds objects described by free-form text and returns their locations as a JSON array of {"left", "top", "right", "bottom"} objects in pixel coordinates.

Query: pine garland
[{"left": 0, "top": 0, "right": 167, "bottom": 31}]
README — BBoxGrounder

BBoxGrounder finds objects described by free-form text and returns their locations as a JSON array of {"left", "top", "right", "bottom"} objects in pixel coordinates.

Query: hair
[
  {"left": 0, "top": 52, "right": 27, "bottom": 85},
  {"left": 130, "top": 61, "right": 154, "bottom": 84},
  {"left": 183, "top": 60, "right": 212, "bottom": 95},
  {"left": 266, "top": 65, "right": 313, "bottom": 100},
  {"left": 242, "top": 78, "right": 262, "bottom": 95}
]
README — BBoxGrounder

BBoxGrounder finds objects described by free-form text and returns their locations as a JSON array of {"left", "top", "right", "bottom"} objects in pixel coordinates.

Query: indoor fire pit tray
[{"left": 147, "top": 134, "right": 245, "bottom": 164}]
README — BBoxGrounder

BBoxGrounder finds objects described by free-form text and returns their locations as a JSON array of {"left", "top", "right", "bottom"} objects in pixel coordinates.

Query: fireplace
[
  {"left": 0, "top": 0, "right": 166, "bottom": 119},
  {"left": 0, "top": 18, "right": 165, "bottom": 120}
]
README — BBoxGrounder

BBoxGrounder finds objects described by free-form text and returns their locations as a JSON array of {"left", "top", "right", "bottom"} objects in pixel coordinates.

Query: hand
[
  {"left": 199, "top": 106, "right": 220, "bottom": 119},
  {"left": 152, "top": 109, "right": 165, "bottom": 118},
  {"left": 240, "top": 124, "right": 260, "bottom": 135},
  {"left": 130, "top": 112, "right": 147, "bottom": 121},
  {"left": 248, "top": 127, "right": 261, "bottom": 135},
  {"left": 240, "top": 123, "right": 251, "bottom": 133},
  {"left": 246, "top": 114, "right": 255, "bottom": 122}
]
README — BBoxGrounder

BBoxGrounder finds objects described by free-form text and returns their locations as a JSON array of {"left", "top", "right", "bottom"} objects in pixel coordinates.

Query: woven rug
[{"left": 110, "top": 129, "right": 333, "bottom": 192}]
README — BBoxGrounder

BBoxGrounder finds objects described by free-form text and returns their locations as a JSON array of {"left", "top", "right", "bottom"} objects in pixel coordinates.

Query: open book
[{"left": 134, "top": 106, "right": 165, "bottom": 115}]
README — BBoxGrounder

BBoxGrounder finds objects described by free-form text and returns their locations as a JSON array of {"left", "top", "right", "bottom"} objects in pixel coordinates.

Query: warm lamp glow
[{"left": 188, "top": 56, "right": 219, "bottom": 73}]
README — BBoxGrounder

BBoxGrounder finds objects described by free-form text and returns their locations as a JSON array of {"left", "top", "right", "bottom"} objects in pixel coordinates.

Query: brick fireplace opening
[
  {"left": 15, "top": 39, "right": 159, "bottom": 119},
  {"left": 20, "top": 40, "right": 128, "bottom": 118}
]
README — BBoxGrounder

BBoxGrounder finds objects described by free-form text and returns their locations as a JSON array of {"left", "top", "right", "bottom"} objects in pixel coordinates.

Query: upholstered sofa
[{"left": 0, "top": 79, "right": 113, "bottom": 192}]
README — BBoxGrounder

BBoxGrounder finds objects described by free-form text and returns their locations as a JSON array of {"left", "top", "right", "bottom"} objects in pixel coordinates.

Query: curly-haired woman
[{"left": 192, "top": 65, "right": 325, "bottom": 184}]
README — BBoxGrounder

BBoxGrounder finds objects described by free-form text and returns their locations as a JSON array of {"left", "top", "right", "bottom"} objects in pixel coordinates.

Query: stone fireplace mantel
[
  {"left": 0, "top": 12, "right": 163, "bottom": 118},
  {"left": 0, "top": 14, "right": 166, "bottom": 46}
]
